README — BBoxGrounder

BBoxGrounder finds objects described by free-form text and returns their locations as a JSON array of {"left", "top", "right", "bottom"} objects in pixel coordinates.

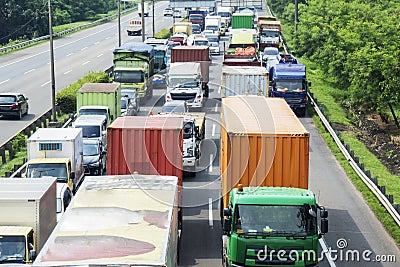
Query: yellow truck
[
  {"left": 23, "top": 128, "right": 84, "bottom": 193},
  {"left": 33, "top": 174, "right": 181, "bottom": 266},
  {"left": 0, "top": 178, "right": 57, "bottom": 264}
]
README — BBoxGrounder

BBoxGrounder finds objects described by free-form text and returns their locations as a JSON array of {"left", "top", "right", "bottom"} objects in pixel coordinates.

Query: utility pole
[
  {"left": 152, "top": 0, "right": 155, "bottom": 37},
  {"left": 295, "top": 0, "right": 298, "bottom": 32},
  {"left": 118, "top": 0, "right": 121, "bottom": 46},
  {"left": 48, "top": 0, "right": 56, "bottom": 122},
  {"left": 141, "top": 0, "right": 145, "bottom": 41}
]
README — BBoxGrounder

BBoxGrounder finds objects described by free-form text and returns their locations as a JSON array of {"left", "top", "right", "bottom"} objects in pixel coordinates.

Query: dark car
[
  {"left": 83, "top": 139, "right": 106, "bottom": 175},
  {"left": 0, "top": 93, "right": 29, "bottom": 119},
  {"left": 192, "top": 24, "right": 202, "bottom": 34}
]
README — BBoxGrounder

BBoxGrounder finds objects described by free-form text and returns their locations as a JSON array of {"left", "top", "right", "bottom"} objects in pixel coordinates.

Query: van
[{"left": 72, "top": 115, "right": 107, "bottom": 146}]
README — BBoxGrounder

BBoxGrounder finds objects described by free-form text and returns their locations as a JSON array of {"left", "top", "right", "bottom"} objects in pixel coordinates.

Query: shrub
[
  {"left": 154, "top": 28, "right": 171, "bottom": 39},
  {"left": 56, "top": 72, "right": 110, "bottom": 114}
]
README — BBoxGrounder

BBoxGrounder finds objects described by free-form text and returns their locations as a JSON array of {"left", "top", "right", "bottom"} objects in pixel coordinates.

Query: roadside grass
[
  {"left": 53, "top": 21, "right": 93, "bottom": 33},
  {"left": 307, "top": 65, "right": 400, "bottom": 244},
  {"left": 0, "top": 149, "right": 27, "bottom": 177}
]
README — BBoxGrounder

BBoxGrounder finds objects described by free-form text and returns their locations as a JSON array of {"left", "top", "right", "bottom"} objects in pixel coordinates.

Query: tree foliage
[
  {"left": 0, "top": 0, "right": 118, "bottom": 45},
  {"left": 269, "top": 0, "right": 400, "bottom": 125}
]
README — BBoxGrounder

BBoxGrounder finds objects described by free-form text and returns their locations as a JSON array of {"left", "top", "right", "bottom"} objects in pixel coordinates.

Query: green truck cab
[
  {"left": 112, "top": 42, "right": 154, "bottom": 102},
  {"left": 222, "top": 186, "right": 328, "bottom": 267}
]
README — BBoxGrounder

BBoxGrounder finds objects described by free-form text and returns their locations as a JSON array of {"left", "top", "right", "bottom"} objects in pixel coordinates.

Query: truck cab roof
[{"left": 231, "top": 187, "right": 316, "bottom": 206}]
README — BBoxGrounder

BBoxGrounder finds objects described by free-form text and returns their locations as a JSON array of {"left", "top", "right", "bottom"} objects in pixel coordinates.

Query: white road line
[
  {"left": 218, "top": 86, "right": 221, "bottom": 94},
  {"left": 41, "top": 81, "right": 50, "bottom": 87},
  {"left": 214, "top": 103, "right": 218, "bottom": 112},
  {"left": 24, "top": 69, "right": 35, "bottom": 74},
  {"left": 97, "top": 53, "right": 103, "bottom": 58},
  {"left": 81, "top": 47, "right": 88, "bottom": 51},
  {"left": 64, "top": 70, "right": 72, "bottom": 75},
  {"left": 209, "top": 154, "right": 213, "bottom": 173},
  {"left": 0, "top": 79, "right": 10, "bottom": 85},
  {"left": 95, "top": 41, "right": 100, "bottom": 45},
  {"left": 212, "top": 123, "right": 216, "bottom": 137},
  {"left": 66, "top": 53, "right": 73, "bottom": 57},
  {"left": 208, "top": 198, "right": 214, "bottom": 227},
  {"left": 319, "top": 237, "right": 336, "bottom": 266},
  {"left": 82, "top": 61, "right": 90, "bottom": 66},
  {"left": 106, "top": 37, "right": 111, "bottom": 40}
]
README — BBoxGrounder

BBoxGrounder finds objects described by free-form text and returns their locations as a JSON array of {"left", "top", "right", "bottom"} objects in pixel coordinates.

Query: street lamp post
[
  {"left": 118, "top": 0, "right": 121, "bottom": 47},
  {"left": 48, "top": 0, "right": 56, "bottom": 122}
]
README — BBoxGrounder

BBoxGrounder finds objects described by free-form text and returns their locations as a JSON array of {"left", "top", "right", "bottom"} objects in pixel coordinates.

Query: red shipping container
[
  {"left": 171, "top": 46, "right": 210, "bottom": 84},
  {"left": 106, "top": 116, "right": 183, "bottom": 185}
]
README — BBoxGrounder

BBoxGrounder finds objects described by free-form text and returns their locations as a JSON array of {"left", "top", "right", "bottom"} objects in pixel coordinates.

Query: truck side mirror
[
  {"left": 195, "top": 126, "right": 199, "bottom": 133},
  {"left": 70, "top": 172, "right": 75, "bottom": 180},
  {"left": 223, "top": 208, "right": 231, "bottom": 217},
  {"left": 308, "top": 81, "right": 312, "bottom": 87},
  {"left": 320, "top": 218, "right": 328, "bottom": 235},
  {"left": 110, "top": 115, "right": 114, "bottom": 121},
  {"left": 223, "top": 217, "right": 232, "bottom": 234},
  {"left": 320, "top": 209, "right": 328, "bottom": 219}
]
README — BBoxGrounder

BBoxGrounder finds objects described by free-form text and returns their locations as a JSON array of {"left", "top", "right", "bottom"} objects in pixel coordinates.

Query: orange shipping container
[
  {"left": 106, "top": 116, "right": 183, "bottom": 185},
  {"left": 220, "top": 96, "right": 309, "bottom": 208}
]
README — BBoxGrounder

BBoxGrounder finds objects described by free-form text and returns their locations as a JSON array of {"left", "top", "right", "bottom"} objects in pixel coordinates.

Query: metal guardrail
[
  {"left": 308, "top": 93, "right": 400, "bottom": 226},
  {"left": 275, "top": 7, "right": 400, "bottom": 226},
  {"left": 0, "top": 8, "right": 135, "bottom": 53}
]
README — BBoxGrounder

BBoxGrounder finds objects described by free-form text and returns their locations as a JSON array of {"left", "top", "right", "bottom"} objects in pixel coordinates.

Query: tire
[
  {"left": 16, "top": 109, "right": 22, "bottom": 120},
  {"left": 297, "top": 107, "right": 306, "bottom": 117}
]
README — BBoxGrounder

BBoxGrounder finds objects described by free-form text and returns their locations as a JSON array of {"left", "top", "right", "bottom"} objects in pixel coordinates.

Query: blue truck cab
[{"left": 269, "top": 54, "right": 311, "bottom": 116}]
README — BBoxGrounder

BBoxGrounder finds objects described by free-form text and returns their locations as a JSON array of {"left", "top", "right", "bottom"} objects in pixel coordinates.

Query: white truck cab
[{"left": 165, "top": 62, "right": 204, "bottom": 109}]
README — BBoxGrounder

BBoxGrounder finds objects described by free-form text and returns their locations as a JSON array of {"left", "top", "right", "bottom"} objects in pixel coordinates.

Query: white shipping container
[{"left": 221, "top": 65, "right": 269, "bottom": 97}]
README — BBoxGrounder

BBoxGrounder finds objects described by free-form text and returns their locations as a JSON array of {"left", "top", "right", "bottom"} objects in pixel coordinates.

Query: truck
[
  {"left": 217, "top": 6, "right": 232, "bottom": 27},
  {"left": 170, "top": 46, "right": 211, "bottom": 97},
  {"left": 223, "top": 33, "right": 260, "bottom": 66},
  {"left": 154, "top": 111, "right": 206, "bottom": 176},
  {"left": 0, "top": 177, "right": 57, "bottom": 264},
  {"left": 33, "top": 175, "right": 181, "bottom": 267},
  {"left": 220, "top": 96, "right": 328, "bottom": 267},
  {"left": 221, "top": 65, "right": 269, "bottom": 97},
  {"left": 231, "top": 13, "right": 253, "bottom": 29},
  {"left": 172, "top": 22, "right": 192, "bottom": 36},
  {"left": 188, "top": 10, "right": 206, "bottom": 30},
  {"left": 113, "top": 42, "right": 154, "bottom": 102},
  {"left": 106, "top": 116, "right": 183, "bottom": 229},
  {"left": 165, "top": 62, "right": 204, "bottom": 109},
  {"left": 126, "top": 19, "right": 142, "bottom": 36},
  {"left": 24, "top": 128, "right": 84, "bottom": 193},
  {"left": 76, "top": 82, "right": 121, "bottom": 124},
  {"left": 269, "top": 54, "right": 310, "bottom": 116},
  {"left": 205, "top": 15, "right": 222, "bottom": 36},
  {"left": 258, "top": 21, "right": 280, "bottom": 49},
  {"left": 138, "top": 2, "right": 149, "bottom": 17}
]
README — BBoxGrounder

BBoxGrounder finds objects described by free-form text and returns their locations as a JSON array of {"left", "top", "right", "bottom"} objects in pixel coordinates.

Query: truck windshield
[
  {"left": 114, "top": 70, "right": 144, "bottom": 83},
  {"left": 275, "top": 80, "right": 305, "bottom": 92},
  {"left": 75, "top": 125, "right": 101, "bottom": 138},
  {"left": 205, "top": 25, "right": 219, "bottom": 32},
  {"left": 234, "top": 204, "right": 316, "bottom": 236},
  {"left": 261, "top": 30, "right": 279, "bottom": 37},
  {"left": 79, "top": 109, "right": 108, "bottom": 118},
  {"left": 169, "top": 78, "right": 199, "bottom": 88},
  {"left": 194, "top": 40, "right": 209, "bottom": 46},
  {"left": 183, "top": 122, "right": 193, "bottom": 139},
  {"left": 155, "top": 50, "right": 166, "bottom": 58},
  {"left": 0, "top": 235, "right": 26, "bottom": 263},
  {"left": 26, "top": 163, "right": 68, "bottom": 182}
]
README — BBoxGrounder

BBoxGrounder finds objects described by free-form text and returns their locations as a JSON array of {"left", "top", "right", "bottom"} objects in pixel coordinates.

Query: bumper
[
  {"left": 0, "top": 110, "right": 19, "bottom": 116},
  {"left": 183, "top": 157, "right": 196, "bottom": 167}
]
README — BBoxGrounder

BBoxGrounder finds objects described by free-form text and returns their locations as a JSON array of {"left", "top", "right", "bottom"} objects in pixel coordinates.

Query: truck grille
[
  {"left": 285, "top": 98, "right": 303, "bottom": 104},
  {"left": 245, "top": 245, "right": 305, "bottom": 266},
  {"left": 171, "top": 93, "right": 196, "bottom": 100}
]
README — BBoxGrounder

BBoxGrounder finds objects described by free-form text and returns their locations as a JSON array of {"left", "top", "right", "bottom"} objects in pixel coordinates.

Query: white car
[
  {"left": 161, "top": 100, "right": 188, "bottom": 113},
  {"left": 173, "top": 9, "right": 182, "bottom": 18},
  {"left": 163, "top": 7, "right": 173, "bottom": 16},
  {"left": 56, "top": 183, "right": 73, "bottom": 222},
  {"left": 209, "top": 41, "right": 220, "bottom": 55}
]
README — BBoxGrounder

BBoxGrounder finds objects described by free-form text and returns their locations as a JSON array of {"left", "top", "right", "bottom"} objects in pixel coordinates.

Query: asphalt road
[
  {"left": 1, "top": 3, "right": 399, "bottom": 266},
  {"left": 0, "top": 1, "right": 171, "bottom": 144}
]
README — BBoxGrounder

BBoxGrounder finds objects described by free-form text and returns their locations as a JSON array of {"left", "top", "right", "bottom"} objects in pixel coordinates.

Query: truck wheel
[
  {"left": 204, "top": 85, "right": 209, "bottom": 98},
  {"left": 297, "top": 108, "right": 306, "bottom": 117}
]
